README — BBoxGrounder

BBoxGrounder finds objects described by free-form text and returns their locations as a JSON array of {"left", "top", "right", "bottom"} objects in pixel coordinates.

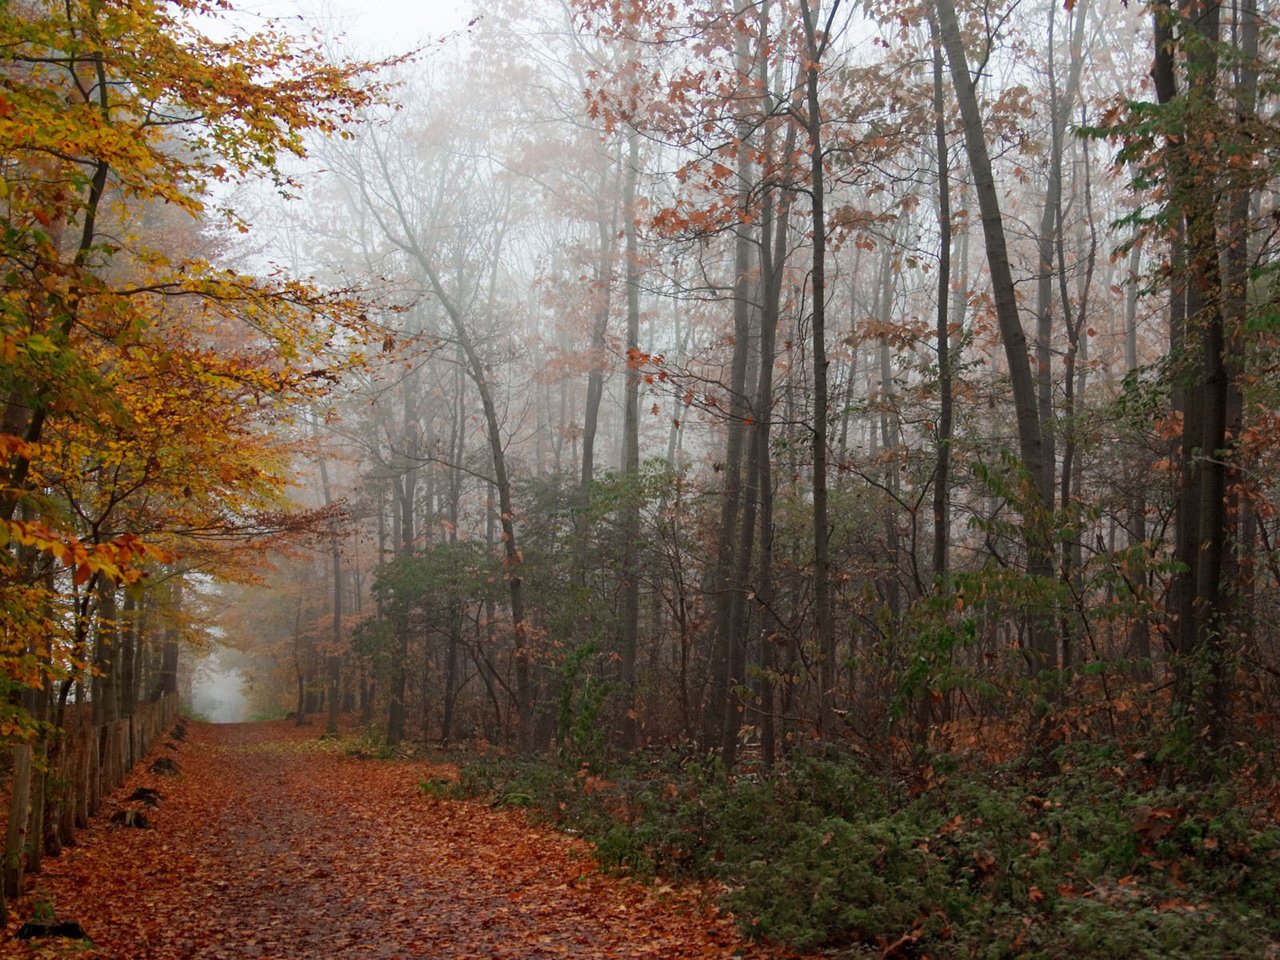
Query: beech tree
[{"left": 0, "top": 0, "right": 391, "bottom": 910}]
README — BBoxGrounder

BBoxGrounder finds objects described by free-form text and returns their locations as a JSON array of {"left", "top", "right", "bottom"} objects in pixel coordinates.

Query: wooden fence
[
  {"left": 3, "top": 694, "right": 181, "bottom": 903},
  {"left": 65, "top": 694, "right": 181, "bottom": 827}
]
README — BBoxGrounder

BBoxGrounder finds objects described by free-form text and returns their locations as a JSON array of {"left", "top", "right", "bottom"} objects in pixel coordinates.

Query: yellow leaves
[
  {"left": 0, "top": 0, "right": 396, "bottom": 707},
  {"left": 2, "top": 520, "right": 173, "bottom": 587},
  {"left": 0, "top": 432, "right": 39, "bottom": 461}
]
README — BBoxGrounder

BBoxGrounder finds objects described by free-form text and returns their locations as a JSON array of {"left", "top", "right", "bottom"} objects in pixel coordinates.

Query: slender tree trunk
[
  {"left": 293, "top": 593, "right": 309, "bottom": 728},
  {"left": 118, "top": 591, "right": 137, "bottom": 719},
  {"left": 3, "top": 744, "right": 32, "bottom": 900},
  {"left": 934, "top": 0, "right": 1055, "bottom": 673},
  {"left": 316, "top": 451, "right": 343, "bottom": 737},
  {"left": 930, "top": 18, "right": 953, "bottom": 584},
  {"left": 386, "top": 475, "right": 412, "bottom": 745},
  {"left": 876, "top": 237, "right": 903, "bottom": 621},
  {"left": 801, "top": 0, "right": 838, "bottom": 735},
  {"left": 754, "top": 44, "right": 796, "bottom": 765},
  {"left": 716, "top": 2, "right": 768, "bottom": 767},
  {"left": 703, "top": 4, "right": 759, "bottom": 756},
  {"left": 581, "top": 149, "right": 623, "bottom": 494},
  {"left": 484, "top": 485, "right": 502, "bottom": 739},
  {"left": 442, "top": 616, "right": 460, "bottom": 745},
  {"left": 1056, "top": 163, "right": 1095, "bottom": 671},
  {"left": 1123, "top": 239, "right": 1153, "bottom": 676},
  {"left": 619, "top": 131, "right": 642, "bottom": 751},
  {"left": 1033, "top": 4, "right": 1063, "bottom": 509},
  {"left": 159, "top": 583, "right": 180, "bottom": 700}
]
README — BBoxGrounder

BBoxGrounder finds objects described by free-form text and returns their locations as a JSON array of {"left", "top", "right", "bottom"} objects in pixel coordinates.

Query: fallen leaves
[{"left": 2, "top": 722, "right": 795, "bottom": 959}]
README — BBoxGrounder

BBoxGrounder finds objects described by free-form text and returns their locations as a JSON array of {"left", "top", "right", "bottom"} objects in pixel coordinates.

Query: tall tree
[
  {"left": 800, "top": 0, "right": 839, "bottom": 735},
  {"left": 1147, "top": 0, "right": 1239, "bottom": 749},
  {"left": 619, "top": 130, "right": 642, "bottom": 750},
  {"left": 927, "top": 15, "right": 954, "bottom": 583},
  {"left": 933, "top": 0, "right": 1056, "bottom": 674}
]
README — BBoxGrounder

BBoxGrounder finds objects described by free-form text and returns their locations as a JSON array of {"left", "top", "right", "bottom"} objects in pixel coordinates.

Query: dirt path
[{"left": 2, "top": 722, "right": 785, "bottom": 959}]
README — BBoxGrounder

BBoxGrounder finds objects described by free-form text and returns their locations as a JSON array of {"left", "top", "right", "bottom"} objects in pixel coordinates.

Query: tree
[
  {"left": 932, "top": 0, "right": 1056, "bottom": 674},
  {"left": 1121, "top": 0, "right": 1273, "bottom": 751},
  {"left": 799, "top": 0, "right": 840, "bottom": 737},
  {"left": 0, "top": 0, "right": 390, "bottom": 910}
]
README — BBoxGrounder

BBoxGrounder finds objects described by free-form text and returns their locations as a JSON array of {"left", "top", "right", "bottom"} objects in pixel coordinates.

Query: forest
[{"left": 2, "top": 0, "right": 1279, "bottom": 955}]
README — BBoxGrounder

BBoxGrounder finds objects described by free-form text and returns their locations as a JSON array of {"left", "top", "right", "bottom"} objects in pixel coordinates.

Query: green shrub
[{"left": 446, "top": 741, "right": 1280, "bottom": 958}]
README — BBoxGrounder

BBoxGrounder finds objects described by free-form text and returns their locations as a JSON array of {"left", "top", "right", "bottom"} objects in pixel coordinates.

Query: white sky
[{"left": 244, "top": 0, "right": 478, "bottom": 58}]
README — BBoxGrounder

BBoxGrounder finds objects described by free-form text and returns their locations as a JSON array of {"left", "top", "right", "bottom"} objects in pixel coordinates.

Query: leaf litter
[{"left": 2, "top": 721, "right": 796, "bottom": 959}]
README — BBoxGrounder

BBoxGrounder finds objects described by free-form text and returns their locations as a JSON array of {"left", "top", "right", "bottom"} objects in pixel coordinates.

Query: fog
[
  {"left": 190, "top": 655, "right": 250, "bottom": 724},
  {"left": 206, "top": 0, "right": 1207, "bottom": 756}
]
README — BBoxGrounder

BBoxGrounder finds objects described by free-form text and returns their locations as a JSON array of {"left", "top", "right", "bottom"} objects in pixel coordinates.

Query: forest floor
[{"left": 0, "top": 720, "right": 791, "bottom": 960}]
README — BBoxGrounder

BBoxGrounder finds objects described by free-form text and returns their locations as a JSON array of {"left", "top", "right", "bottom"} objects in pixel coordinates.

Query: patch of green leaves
[{"left": 449, "top": 742, "right": 1280, "bottom": 958}]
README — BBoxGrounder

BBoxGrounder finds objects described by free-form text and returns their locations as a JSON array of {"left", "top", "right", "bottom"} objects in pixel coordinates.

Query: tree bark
[
  {"left": 3, "top": 745, "right": 32, "bottom": 899},
  {"left": 754, "top": 40, "right": 797, "bottom": 765},
  {"left": 581, "top": 147, "right": 623, "bottom": 494},
  {"left": 1156, "top": 0, "right": 1232, "bottom": 748},
  {"left": 702, "top": 2, "right": 759, "bottom": 757}
]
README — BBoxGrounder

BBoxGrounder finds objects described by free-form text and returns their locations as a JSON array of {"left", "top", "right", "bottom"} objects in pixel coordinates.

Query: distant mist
[{"left": 190, "top": 656, "right": 248, "bottom": 723}]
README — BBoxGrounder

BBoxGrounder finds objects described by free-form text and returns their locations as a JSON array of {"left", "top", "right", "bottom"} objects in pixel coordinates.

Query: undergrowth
[{"left": 446, "top": 742, "right": 1280, "bottom": 958}]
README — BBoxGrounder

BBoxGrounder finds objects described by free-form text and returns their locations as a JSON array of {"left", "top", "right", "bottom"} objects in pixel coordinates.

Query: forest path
[{"left": 3, "top": 721, "right": 781, "bottom": 960}]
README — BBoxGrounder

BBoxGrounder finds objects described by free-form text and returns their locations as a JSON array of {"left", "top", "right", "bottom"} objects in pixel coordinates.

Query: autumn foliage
[
  {"left": 4, "top": 0, "right": 1280, "bottom": 955},
  {"left": 0, "top": 0, "right": 395, "bottom": 918},
  {"left": 0, "top": 0, "right": 382, "bottom": 707}
]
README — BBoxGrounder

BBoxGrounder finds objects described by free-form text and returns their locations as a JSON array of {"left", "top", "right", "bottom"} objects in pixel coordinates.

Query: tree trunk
[
  {"left": 930, "top": 17, "right": 953, "bottom": 584},
  {"left": 119, "top": 592, "right": 138, "bottom": 718},
  {"left": 316, "top": 449, "right": 344, "bottom": 737},
  {"left": 442, "top": 618, "right": 460, "bottom": 746},
  {"left": 293, "top": 592, "right": 308, "bottom": 727},
  {"left": 3, "top": 745, "right": 32, "bottom": 899},
  {"left": 702, "top": 5, "right": 758, "bottom": 756},
  {"left": 619, "top": 131, "right": 642, "bottom": 751},
  {"left": 934, "top": 0, "right": 1055, "bottom": 673},
  {"left": 1033, "top": 0, "right": 1062, "bottom": 510},
  {"left": 1123, "top": 239, "right": 1152, "bottom": 676},
  {"left": 801, "top": 0, "right": 838, "bottom": 736},
  {"left": 1219, "top": 0, "right": 1258, "bottom": 712},
  {"left": 93, "top": 583, "right": 119, "bottom": 726},
  {"left": 875, "top": 237, "right": 903, "bottom": 621},
  {"left": 159, "top": 583, "right": 180, "bottom": 700},
  {"left": 754, "top": 38, "right": 796, "bottom": 765},
  {"left": 581, "top": 148, "right": 622, "bottom": 493},
  {"left": 1156, "top": 0, "right": 1232, "bottom": 748}
]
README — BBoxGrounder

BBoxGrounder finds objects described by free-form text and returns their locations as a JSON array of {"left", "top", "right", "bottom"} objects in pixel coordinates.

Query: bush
[{"left": 446, "top": 742, "right": 1280, "bottom": 958}]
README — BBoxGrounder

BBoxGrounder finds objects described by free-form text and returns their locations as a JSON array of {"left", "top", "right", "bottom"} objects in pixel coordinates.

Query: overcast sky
[{"left": 257, "top": 0, "right": 478, "bottom": 58}]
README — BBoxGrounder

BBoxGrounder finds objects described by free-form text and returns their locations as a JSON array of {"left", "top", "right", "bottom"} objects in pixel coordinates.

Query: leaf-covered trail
[{"left": 3, "top": 722, "right": 788, "bottom": 959}]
